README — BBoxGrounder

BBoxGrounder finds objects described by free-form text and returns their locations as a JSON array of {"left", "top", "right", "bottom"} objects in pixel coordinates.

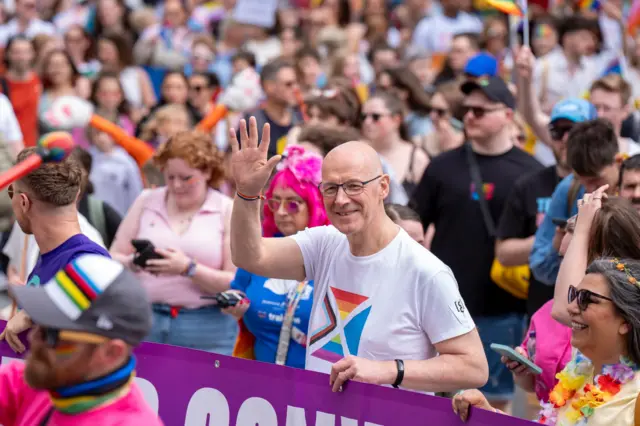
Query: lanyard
[{"left": 275, "top": 281, "right": 307, "bottom": 366}]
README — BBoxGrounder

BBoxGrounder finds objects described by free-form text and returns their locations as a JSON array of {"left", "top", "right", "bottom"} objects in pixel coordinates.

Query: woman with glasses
[
  {"left": 453, "top": 191, "right": 640, "bottom": 424},
  {"left": 361, "top": 91, "right": 429, "bottom": 197},
  {"left": 222, "top": 145, "right": 329, "bottom": 368},
  {"left": 421, "top": 80, "right": 465, "bottom": 158}
]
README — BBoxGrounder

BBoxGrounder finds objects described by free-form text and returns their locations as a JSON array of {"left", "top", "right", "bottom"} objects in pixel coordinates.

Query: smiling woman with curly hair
[{"left": 110, "top": 130, "right": 239, "bottom": 354}]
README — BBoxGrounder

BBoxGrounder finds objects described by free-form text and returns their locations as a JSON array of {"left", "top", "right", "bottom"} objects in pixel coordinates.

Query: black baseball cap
[{"left": 461, "top": 76, "right": 516, "bottom": 109}]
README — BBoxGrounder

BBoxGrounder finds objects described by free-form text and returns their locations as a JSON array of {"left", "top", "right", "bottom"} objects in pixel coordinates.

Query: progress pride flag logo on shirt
[{"left": 0, "top": 321, "right": 536, "bottom": 426}]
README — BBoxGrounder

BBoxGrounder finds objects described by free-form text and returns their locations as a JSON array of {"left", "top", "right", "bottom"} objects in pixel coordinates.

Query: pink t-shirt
[
  {"left": 0, "top": 362, "right": 163, "bottom": 426},
  {"left": 521, "top": 300, "right": 572, "bottom": 402},
  {"left": 110, "top": 187, "right": 235, "bottom": 308}
]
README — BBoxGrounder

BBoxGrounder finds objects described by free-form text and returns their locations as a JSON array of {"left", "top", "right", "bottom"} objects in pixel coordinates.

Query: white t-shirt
[
  {"left": 292, "top": 225, "right": 475, "bottom": 391},
  {"left": 0, "top": 93, "right": 23, "bottom": 144},
  {"left": 3, "top": 213, "right": 105, "bottom": 277},
  {"left": 411, "top": 12, "right": 483, "bottom": 54}
]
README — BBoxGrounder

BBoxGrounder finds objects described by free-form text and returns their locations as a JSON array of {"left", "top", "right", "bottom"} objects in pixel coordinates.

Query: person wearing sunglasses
[
  {"left": 0, "top": 254, "right": 162, "bottom": 425},
  {"left": 411, "top": 75, "right": 542, "bottom": 410},
  {"left": 222, "top": 146, "right": 328, "bottom": 369},
  {"left": 454, "top": 256, "right": 640, "bottom": 425},
  {"left": 495, "top": 98, "right": 595, "bottom": 319},
  {"left": 0, "top": 141, "right": 111, "bottom": 354}
]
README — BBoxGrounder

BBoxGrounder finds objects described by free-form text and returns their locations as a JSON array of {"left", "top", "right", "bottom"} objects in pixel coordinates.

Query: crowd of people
[{"left": 0, "top": 0, "right": 639, "bottom": 424}]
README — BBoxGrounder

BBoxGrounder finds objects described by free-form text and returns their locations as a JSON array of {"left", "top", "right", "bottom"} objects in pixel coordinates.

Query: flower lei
[{"left": 538, "top": 351, "right": 638, "bottom": 426}]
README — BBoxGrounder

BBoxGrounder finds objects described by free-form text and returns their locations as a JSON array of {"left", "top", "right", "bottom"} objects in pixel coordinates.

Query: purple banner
[{"left": 0, "top": 320, "right": 538, "bottom": 426}]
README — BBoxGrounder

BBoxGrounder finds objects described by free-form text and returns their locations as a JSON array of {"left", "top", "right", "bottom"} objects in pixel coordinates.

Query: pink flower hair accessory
[{"left": 276, "top": 145, "right": 323, "bottom": 187}]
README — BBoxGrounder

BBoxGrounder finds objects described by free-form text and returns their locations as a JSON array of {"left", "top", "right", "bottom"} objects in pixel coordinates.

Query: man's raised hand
[{"left": 229, "top": 117, "right": 281, "bottom": 197}]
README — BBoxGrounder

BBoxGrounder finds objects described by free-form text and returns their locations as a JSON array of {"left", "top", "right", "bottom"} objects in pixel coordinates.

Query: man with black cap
[
  {"left": 410, "top": 76, "right": 542, "bottom": 412},
  {"left": 0, "top": 254, "right": 163, "bottom": 425}
]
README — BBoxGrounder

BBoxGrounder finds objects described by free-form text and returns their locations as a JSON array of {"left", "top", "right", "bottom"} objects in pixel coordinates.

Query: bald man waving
[{"left": 228, "top": 117, "right": 488, "bottom": 394}]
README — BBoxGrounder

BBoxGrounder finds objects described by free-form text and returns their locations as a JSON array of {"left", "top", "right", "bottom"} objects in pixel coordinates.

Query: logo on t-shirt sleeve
[{"left": 449, "top": 298, "right": 472, "bottom": 326}]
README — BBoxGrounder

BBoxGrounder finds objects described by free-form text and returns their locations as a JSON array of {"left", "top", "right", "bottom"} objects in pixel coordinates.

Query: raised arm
[
  {"left": 552, "top": 185, "right": 607, "bottom": 325},
  {"left": 229, "top": 117, "right": 306, "bottom": 281},
  {"left": 514, "top": 46, "right": 552, "bottom": 146}
]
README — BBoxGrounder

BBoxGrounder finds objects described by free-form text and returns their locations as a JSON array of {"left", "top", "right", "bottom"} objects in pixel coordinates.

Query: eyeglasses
[
  {"left": 568, "top": 285, "right": 613, "bottom": 311},
  {"left": 429, "top": 107, "right": 448, "bottom": 118},
  {"left": 7, "top": 184, "right": 23, "bottom": 200},
  {"left": 36, "top": 326, "right": 109, "bottom": 347},
  {"left": 319, "top": 175, "right": 382, "bottom": 197},
  {"left": 549, "top": 124, "right": 574, "bottom": 141},
  {"left": 462, "top": 105, "right": 504, "bottom": 119},
  {"left": 361, "top": 112, "right": 389, "bottom": 122},
  {"left": 266, "top": 198, "right": 304, "bottom": 214}
]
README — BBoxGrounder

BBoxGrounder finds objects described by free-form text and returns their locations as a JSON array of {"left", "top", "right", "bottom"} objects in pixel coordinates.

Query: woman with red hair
[{"left": 223, "top": 145, "right": 329, "bottom": 368}]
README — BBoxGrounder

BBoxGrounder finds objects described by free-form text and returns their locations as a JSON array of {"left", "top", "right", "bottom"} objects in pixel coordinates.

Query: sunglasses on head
[
  {"left": 36, "top": 326, "right": 110, "bottom": 347},
  {"left": 549, "top": 124, "right": 574, "bottom": 141},
  {"left": 462, "top": 105, "right": 503, "bottom": 119},
  {"left": 266, "top": 198, "right": 304, "bottom": 214},
  {"left": 568, "top": 285, "right": 613, "bottom": 311}
]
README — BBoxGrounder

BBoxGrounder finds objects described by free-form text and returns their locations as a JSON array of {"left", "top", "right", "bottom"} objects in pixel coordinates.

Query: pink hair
[{"left": 262, "top": 168, "right": 330, "bottom": 237}]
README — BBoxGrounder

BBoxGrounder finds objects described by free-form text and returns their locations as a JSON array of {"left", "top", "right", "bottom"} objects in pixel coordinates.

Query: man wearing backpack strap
[{"left": 236, "top": 58, "right": 301, "bottom": 159}]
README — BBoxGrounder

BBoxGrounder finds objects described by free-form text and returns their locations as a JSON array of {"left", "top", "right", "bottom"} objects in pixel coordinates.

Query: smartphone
[
  {"left": 490, "top": 343, "right": 542, "bottom": 375},
  {"left": 201, "top": 291, "right": 244, "bottom": 308},
  {"left": 131, "top": 239, "right": 164, "bottom": 268},
  {"left": 551, "top": 217, "right": 568, "bottom": 228}
]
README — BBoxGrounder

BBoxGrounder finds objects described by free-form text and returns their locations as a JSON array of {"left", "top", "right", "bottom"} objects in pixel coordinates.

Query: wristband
[
  {"left": 182, "top": 260, "right": 197, "bottom": 277},
  {"left": 236, "top": 191, "right": 264, "bottom": 201},
  {"left": 392, "top": 359, "right": 404, "bottom": 388}
]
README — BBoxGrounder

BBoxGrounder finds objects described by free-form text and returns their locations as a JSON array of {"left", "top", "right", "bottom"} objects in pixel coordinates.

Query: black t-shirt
[
  {"left": 410, "top": 145, "right": 543, "bottom": 318},
  {"left": 239, "top": 108, "right": 301, "bottom": 158},
  {"left": 496, "top": 165, "right": 561, "bottom": 317}
]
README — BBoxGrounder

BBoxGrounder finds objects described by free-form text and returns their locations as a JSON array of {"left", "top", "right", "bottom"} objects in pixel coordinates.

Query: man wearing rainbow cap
[{"left": 0, "top": 254, "right": 162, "bottom": 425}]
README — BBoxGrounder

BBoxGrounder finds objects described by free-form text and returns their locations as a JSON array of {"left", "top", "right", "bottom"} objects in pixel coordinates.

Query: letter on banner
[
  {"left": 185, "top": 387, "right": 230, "bottom": 426},
  {"left": 236, "top": 397, "right": 277, "bottom": 425},
  {"left": 286, "top": 406, "right": 307, "bottom": 426}
]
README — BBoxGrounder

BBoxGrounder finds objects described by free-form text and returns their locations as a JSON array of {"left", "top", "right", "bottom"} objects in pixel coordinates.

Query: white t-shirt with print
[{"left": 292, "top": 225, "right": 475, "bottom": 391}]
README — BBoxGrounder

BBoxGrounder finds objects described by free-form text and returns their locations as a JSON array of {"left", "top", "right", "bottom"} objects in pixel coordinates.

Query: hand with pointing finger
[{"left": 229, "top": 117, "right": 282, "bottom": 197}]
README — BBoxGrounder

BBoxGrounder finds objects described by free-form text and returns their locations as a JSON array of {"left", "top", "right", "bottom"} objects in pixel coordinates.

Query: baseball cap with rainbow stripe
[{"left": 10, "top": 255, "right": 152, "bottom": 346}]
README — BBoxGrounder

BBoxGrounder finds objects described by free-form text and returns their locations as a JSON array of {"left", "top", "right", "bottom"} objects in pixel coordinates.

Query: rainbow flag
[
  {"left": 486, "top": 0, "right": 524, "bottom": 15},
  {"left": 629, "top": 0, "right": 640, "bottom": 35},
  {"left": 579, "top": 0, "right": 601, "bottom": 11}
]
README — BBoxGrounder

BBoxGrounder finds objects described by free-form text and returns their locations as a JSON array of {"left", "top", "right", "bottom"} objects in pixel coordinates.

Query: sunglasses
[
  {"left": 548, "top": 124, "right": 574, "bottom": 141},
  {"left": 462, "top": 105, "right": 504, "bottom": 119},
  {"left": 429, "top": 107, "right": 448, "bottom": 118},
  {"left": 361, "top": 112, "right": 389, "bottom": 122},
  {"left": 266, "top": 198, "right": 304, "bottom": 214},
  {"left": 7, "top": 184, "right": 23, "bottom": 200},
  {"left": 36, "top": 326, "right": 109, "bottom": 347},
  {"left": 568, "top": 285, "right": 613, "bottom": 311}
]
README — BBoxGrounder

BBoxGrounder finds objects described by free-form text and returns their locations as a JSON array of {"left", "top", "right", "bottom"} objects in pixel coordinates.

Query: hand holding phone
[
  {"left": 131, "top": 239, "right": 164, "bottom": 268},
  {"left": 201, "top": 290, "right": 245, "bottom": 308},
  {"left": 491, "top": 343, "right": 542, "bottom": 375}
]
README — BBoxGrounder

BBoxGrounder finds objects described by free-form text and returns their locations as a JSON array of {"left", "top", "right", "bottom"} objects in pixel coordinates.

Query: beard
[{"left": 24, "top": 350, "right": 59, "bottom": 390}]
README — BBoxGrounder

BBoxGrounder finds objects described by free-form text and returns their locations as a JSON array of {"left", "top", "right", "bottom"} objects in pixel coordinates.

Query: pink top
[
  {"left": 521, "top": 300, "right": 572, "bottom": 402},
  {"left": 111, "top": 187, "right": 234, "bottom": 308},
  {"left": 0, "top": 362, "right": 163, "bottom": 426}
]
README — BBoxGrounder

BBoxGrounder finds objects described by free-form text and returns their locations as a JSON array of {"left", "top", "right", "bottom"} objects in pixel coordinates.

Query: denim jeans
[
  {"left": 147, "top": 304, "right": 239, "bottom": 355},
  {"left": 475, "top": 313, "right": 528, "bottom": 401}
]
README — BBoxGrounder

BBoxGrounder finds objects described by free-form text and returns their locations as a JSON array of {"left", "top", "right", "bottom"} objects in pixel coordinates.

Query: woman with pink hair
[{"left": 223, "top": 145, "right": 329, "bottom": 368}]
